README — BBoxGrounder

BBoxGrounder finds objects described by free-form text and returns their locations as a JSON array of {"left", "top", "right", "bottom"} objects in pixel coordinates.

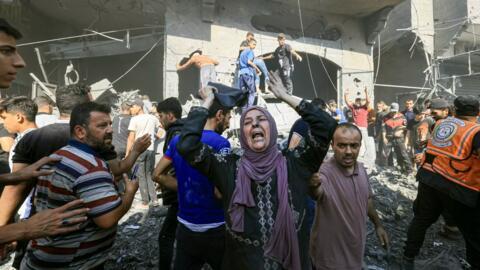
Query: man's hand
[
  {"left": 123, "top": 173, "right": 139, "bottom": 196},
  {"left": 13, "top": 156, "right": 61, "bottom": 182},
  {"left": 25, "top": 199, "right": 88, "bottom": 239},
  {"left": 414, "top": 152, "right": 424, "bottom": 165},
  {"left": 132, "top": 134, "right": 151, "bottom": 155},
  {"left": 296, "top": 55, "right": 303, "bottom": 62},
  {"left": 310, "top": 172, "right": 321, "bottom": 188},
  {"left": 267, "top": 71, "right": 289, "bottom": 100},
  {"left": 375, "top": 225, "right": 389, "bottom": 249},
  {"left": 309, "top": 172, "right": 324, "bottom": 200}
]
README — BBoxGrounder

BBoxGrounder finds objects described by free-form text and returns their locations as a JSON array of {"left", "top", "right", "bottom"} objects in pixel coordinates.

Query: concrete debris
[{"left": 365, "top": 168, "right": 468, "bottom": 270}]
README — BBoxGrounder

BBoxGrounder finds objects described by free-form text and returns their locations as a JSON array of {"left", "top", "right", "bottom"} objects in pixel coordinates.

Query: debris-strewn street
[{"left": 100, "top": 167, "right": 468, "bottom": 270}]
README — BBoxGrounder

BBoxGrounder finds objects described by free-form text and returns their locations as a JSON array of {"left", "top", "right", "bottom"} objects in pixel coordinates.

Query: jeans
[
  {"left": 174, "top": 223, "right": 225, "bottom": 270},
  {"left": 404, "top": 182, "right": 480, "bottom": 268},
  {"left": 279, "top": 66, "right": 293, "bottom": 95},
  {"left": 136, "top": 150, "right": 157, "bottom": 204},
  {"left": 253, "top": 58, "right": 269, "bottom": 87},
  {"left": 239, "top": 73, "right": 256, "bottom": 109},
  {"left": 158, "top": 203, "right": 178, "bottom": 270},
  {"left": 200, "top": 65, "right": 216, "bottom": 89}
]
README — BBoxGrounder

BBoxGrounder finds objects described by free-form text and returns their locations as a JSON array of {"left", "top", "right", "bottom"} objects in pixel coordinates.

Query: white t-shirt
[
  {"left": 35, "top": 113, "right": 58, "bottom": 128},
  {"left": 128, "top": 113, "right": 160, "bottom": 151}
]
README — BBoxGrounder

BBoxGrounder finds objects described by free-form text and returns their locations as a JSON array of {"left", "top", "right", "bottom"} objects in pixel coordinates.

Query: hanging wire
[
  {"left": 373, "top": 34, "right": 381, "bottom": 85},
  {"left": 17, "top": 25, "right": 164, "bottom": 47},
  {"left": 316, "top": 45, "right": 338, "bottom": 91},
  {"left": 295, "top": 0, "right": 319, "bottom": 97},
  {"left": 111, "top": 35, "right": 163, "bottom": 84}
]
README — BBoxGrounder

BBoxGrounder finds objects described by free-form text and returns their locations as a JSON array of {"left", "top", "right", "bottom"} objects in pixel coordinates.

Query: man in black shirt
[
  {"left": 154, "top": 97, "right": 184, "bottom": 270},
  {"left": 112, "top": 102, "right": 132, "bottom": 159},
  {"left": 262, "top": 33, "right": 302, "bottom": 95}
]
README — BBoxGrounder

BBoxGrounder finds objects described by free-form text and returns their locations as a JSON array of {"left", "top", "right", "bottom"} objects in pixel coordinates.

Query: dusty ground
[{"left": 0, "top": 168, "right": 469, "bottom": 270}]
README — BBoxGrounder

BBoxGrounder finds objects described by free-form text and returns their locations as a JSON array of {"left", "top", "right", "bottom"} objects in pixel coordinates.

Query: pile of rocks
[{"left": 364, "top": 168, "right": 468, "bottom": 270}]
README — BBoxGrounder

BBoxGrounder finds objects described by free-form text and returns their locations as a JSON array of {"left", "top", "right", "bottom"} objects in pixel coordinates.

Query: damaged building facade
[
  {"left": 375, "top": 0, "right": 480, "bottom": 104},
  {"left": 0, "top": 0, "right": 405, "bottom": 105}
]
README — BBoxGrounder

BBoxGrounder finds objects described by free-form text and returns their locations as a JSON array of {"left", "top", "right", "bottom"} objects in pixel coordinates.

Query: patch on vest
[{"left": 432, "top": 122, "right": 457, "bottom": 147}]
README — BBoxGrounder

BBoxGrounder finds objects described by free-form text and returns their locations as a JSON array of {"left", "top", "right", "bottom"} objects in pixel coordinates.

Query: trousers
[
  {"left": 174, "top": 223, "right": 225, "bottom": 270},
  {"left": 158, "top": 203, "right": 178, "bottom": 270},
  {"left": 404, "top": 182, "right": 480, "bottom": 269},
  {"left": 136, "top": 150, "right": 157, "bottom": 204}
]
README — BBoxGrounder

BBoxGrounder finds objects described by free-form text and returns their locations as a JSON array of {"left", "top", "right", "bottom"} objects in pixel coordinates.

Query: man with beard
[
  {"left": 0, "top": 84, "right": 150, "bottom": 264},
  {"left": 21, "top": 102, "right": 139, "bottom": 270},
  {"left": 152, "top": 98, "right": 231, "bottom": 270},
  {"left": 402, "top": 96, "right": 480, "bottom": 269}
]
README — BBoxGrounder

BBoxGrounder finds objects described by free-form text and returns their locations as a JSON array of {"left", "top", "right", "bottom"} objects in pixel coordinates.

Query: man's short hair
[
  {"left": 208, "top": 100, "right": 231, "bottom": 118},
  {"left": 327, "top": 99, "right": 336, "bottom": 104},
  {"left": 34, "top": 96, "right": 54, "bottom": 108},
  {"left": 454, "top": 95, "right": 480, "bottom": 117},
  {"left": 188, "top": 50, "right": 202, "bottom": 59},
  {"left": 311, "top": 98, "right": 327, "bottom": 110},
  {"left": 248, "top": 38, "right": 256, "bottom": 44},
  {"left": 277, "top": 33, "right": 286, "bottom": 40},
  {"left": 70, "top": 102, "right": 111, "bottom": 134},
  {"left": 0, "top": 18, "right": 22, "bottom": 39},
  {"left": 157, "top": 97, "right": 182, "bottom": 119},
  {"left": 56, "top": 84, "right": 91, "bottom": 115},
  {"left": 377, "top": 100, "right": 386, "bottom": 106},
  {"left": 332, "top": 123, "right": 363, "bottom": 143},
  {"left": 0, "top": 96, "right": 37, "bottom": 122},
  {"left": 246, "top": 31, "right": 254, "bottom": 37}
]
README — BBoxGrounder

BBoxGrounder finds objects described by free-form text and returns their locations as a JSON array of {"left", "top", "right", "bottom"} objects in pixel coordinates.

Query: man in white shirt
[
  {"left": 127, "top": 98, "right": 161, "bottom": 206},
  {"left": 34, "top": 96, "right": 57, "bottom": 128}
]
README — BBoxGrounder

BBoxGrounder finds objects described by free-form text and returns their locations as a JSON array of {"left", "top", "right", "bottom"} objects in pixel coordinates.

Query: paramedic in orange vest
[{"left": 402, "top": 95, "right": 480, "bottom": 270}]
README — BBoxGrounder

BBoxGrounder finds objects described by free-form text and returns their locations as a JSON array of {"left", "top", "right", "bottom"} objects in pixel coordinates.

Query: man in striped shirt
[{"left": 21, "top": 102, "right": 139, "bottom": 270}]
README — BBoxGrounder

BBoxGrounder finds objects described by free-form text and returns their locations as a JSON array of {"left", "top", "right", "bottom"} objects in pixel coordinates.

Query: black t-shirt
[
  {"left": 287, "top": 119, "right": 309, "bottom": 146},
  {"left": 419, "top": 131, "right": 480, "bottom": 207},
  {"left": 0, "top": 124, "right": 13, "bottom": 174},
  {"left": 112, "top": 114, "right": 131, "bottom": 153},
  {"left": 13, "top": 122, "right": 117, "bottom": 165},
  {"left": 274, "top": 44, "right": 293, "bottom": 69}
]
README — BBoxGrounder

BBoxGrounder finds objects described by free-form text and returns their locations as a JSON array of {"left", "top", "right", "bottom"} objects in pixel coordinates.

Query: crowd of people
[{"left": 0, "top": 18, "right": 479, "bottom": 270}]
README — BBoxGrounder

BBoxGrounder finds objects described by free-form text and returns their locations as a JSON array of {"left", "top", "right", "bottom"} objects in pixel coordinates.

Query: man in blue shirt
[
  {"left": 327, "top": 99, "right": 347, "bottom": 123},
  {"left": 239, "top": 38, "right": 261, "bottom": 109},
  {"left": 153, "top": 100, "right": 232, "bottom": 270}
]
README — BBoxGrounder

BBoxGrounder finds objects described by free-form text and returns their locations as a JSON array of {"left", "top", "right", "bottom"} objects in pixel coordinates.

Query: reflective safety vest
[{"left": 422, "top": 117, "right": 480, "bottom": 191}]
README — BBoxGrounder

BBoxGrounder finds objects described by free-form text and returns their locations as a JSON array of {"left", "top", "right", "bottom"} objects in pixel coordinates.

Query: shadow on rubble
[{"left": 365, "top": 167, "right": 468, "bottom": 270}]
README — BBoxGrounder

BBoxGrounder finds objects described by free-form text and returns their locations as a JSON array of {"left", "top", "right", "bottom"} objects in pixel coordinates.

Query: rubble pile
[
  {"left": 364, "top": 168, "right": 467, "bottom": 270},
  {"left": 104, "top": 205, "right": 166, "bottom": 270}
]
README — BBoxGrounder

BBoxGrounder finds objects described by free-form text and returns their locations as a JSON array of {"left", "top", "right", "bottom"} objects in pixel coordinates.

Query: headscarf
[{"left": 228, "top": 106, "right": 300, "bottom": 270}]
